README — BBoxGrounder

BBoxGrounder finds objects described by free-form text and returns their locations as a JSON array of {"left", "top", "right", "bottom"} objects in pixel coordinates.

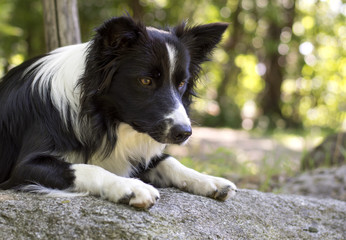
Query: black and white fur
[{"left": 0, "top": 16, "right": 236, "bottom": 208}]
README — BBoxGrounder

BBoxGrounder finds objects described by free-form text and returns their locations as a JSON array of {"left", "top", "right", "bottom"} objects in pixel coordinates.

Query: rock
[
  {"left": 282, "top": 165, "right": 346, "bottom": 201},
  {"left": 301, "top": 132, "right": 346, "bottom": 170},
  {"left": 0, "top": 188, "right": 345, "bottom": 239}
]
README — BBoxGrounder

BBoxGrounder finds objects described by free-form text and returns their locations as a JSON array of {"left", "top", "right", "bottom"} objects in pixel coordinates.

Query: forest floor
[{"left": 166, "top": 127, "right": 316, "bottom": 192}]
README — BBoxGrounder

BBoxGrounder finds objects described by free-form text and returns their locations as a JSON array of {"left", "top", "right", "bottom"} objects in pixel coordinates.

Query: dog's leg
[
  {"left": 72, "top": 164, "right": 159, "bottom": 208},
  {"left": 0, "top": 154, "right": 75, "bottom": 191},
  {"left": 1, "top": 158, "right": 159, "bottom": 209},
  {"left": 0, "top": 123, "right": 159, "bottom": 209},
  {"left": 139, "top": 155, "right": 237, "bottom": 201}
]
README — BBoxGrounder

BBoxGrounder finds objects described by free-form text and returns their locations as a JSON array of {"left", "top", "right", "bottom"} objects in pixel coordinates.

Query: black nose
[{"left": 169, "top": 125, "right": 192, "bottom": 144}]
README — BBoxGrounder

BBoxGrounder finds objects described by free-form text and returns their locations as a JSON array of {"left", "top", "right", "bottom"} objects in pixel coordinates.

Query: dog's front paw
[
  {"left": 105, "top": 178, "right": 160, "bottom": 209},
  {"left": 205, "top": 176, "right": 237, "bottom": 201},
  {"left": 183, "top": 175, "right": 237, "bottom": 201}
]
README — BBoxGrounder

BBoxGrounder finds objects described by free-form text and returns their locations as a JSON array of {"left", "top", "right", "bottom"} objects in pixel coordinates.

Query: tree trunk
[
  {"left": 129, "top": 0, "right": 144, "bottom": 20},
  {"left": 213, "top": 0, "right": 243, "bottom": 128},
  {"left": 259, "top": 24, "right": 284, "bottom": 118},
  {"left": 42, "top": 0, "right": 81, "bottom": 51},
  {"left": 258, "top": 1, "right": 296, "bottom": 127}
]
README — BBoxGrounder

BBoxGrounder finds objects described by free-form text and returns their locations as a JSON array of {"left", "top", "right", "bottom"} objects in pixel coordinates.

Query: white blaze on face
[
  {"left": 164, "top": 43, "right": 191, "bottom": 131},
  {"left": 165, "top": 103, "right": 191, "bottom": 127},
  {"left": 166, "top": 43, "right": 177, "bottom": 82}
]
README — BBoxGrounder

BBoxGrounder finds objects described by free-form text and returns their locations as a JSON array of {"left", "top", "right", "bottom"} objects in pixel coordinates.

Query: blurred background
[{"left": 0, "top": 0, "right": 345, "bottom": 199}]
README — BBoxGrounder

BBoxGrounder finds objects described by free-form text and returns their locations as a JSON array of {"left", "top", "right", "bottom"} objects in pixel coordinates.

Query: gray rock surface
[{"left": 0, "top": 188, "right": 345, "bottom": 239}]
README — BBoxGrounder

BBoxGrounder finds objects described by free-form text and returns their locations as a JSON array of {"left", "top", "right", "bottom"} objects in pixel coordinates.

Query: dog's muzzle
[
  {"left": 146, "top": 119, "right": 192, "bottom": 145},
  {"left": 142, "top": 103, "right": 192, "bottom": 145},
  {"left": 167, "top": 124, "right": 192, "bottom": 144},
  {"left": 163, "top": 103, "right": 192, "bottom": 144}
]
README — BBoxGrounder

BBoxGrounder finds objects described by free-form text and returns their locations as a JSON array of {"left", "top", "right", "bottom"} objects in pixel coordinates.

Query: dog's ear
[
  {"left": 96, "top": 16, "right": 146, "bottom": 49},
  {"left": 174, "top": 22, "right": 229, "bottom": 73}
]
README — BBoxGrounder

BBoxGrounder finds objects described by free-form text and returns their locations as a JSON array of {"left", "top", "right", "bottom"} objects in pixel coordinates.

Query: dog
[{"left": 0, "top": 16, "right": 237, "bottom": 208}]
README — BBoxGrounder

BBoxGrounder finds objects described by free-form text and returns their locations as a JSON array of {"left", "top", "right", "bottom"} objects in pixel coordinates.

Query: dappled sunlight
[
  {"left": 1, "top": 0, "right": 345, "bottom": 131},
  {"left": 167, "top": 127, "right": 305, "bottom": 191},
  {"left": 1, "top": 0, "right": 345, "bottom": 194},
  {"left": 167, "top": 127, "right": 304, "bottom": 165}
]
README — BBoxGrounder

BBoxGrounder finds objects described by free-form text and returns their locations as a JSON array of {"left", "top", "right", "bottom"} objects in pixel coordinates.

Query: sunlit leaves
[
  {"left": 234, "top": 54, "right": 264, "bottom": 105},
  {"left": 0, "top": 0, "right": 344, "bottom": 130}
]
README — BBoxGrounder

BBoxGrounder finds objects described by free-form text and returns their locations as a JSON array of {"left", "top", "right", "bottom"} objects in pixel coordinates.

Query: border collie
[{"left": 0, "top": 16, "right": 236, "bottom": 208}]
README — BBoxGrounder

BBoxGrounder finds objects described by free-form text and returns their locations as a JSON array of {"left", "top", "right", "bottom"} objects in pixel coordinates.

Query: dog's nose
[{"left": 169, "top": 124, "right": 192, "bottom": 144}]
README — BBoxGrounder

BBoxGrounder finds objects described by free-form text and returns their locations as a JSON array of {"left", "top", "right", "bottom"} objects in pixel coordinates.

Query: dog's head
[{"left": 81, "top": 16, "right": 228, "bottom": 145}]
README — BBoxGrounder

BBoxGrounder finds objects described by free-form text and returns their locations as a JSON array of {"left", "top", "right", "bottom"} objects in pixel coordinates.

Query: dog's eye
[
  {"left": 139, "top": 78, "right": 152, "bottom": 86},
  {"left": 178, "top": 81, "right": 186, "bottom": 89}
]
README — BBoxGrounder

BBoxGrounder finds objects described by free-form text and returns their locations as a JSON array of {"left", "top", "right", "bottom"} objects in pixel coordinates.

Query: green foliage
[
  {"left": 181, "top": 147, "right": 251, "bottom": 177},
  {"left": 0, "top": 0, "right": 344, "bottom": 131},
  {"left": 180, "top": 146, "right": 296, "bottom": 192}
]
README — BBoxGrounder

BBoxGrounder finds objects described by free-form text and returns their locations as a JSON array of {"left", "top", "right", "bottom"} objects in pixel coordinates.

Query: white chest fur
[{"left": 88, "top": 123, "right": 166, "bottom": 177}]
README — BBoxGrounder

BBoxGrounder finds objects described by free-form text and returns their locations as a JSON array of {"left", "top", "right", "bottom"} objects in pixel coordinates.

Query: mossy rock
[{"left": 301, "top": 132, "right": 346, "bottom": 170}]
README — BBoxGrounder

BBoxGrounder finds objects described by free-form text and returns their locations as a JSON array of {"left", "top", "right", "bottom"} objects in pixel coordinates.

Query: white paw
[
  {"left": 183, "top": 174, "right": 237, "bottom": 201},
  {"left": 72, "top": 164, "right": 159, "bottom": 208},
  {"left": 103, "top": 178, "right": 160, "bottom": 209}
]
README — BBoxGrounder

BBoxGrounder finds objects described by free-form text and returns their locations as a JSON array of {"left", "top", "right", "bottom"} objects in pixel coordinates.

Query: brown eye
[
  {"left": 178, "top": 81, "right": 186, "bottom": 88},
  {"left": 139, "top": 78, "right": 152, "bottom": 86}
]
